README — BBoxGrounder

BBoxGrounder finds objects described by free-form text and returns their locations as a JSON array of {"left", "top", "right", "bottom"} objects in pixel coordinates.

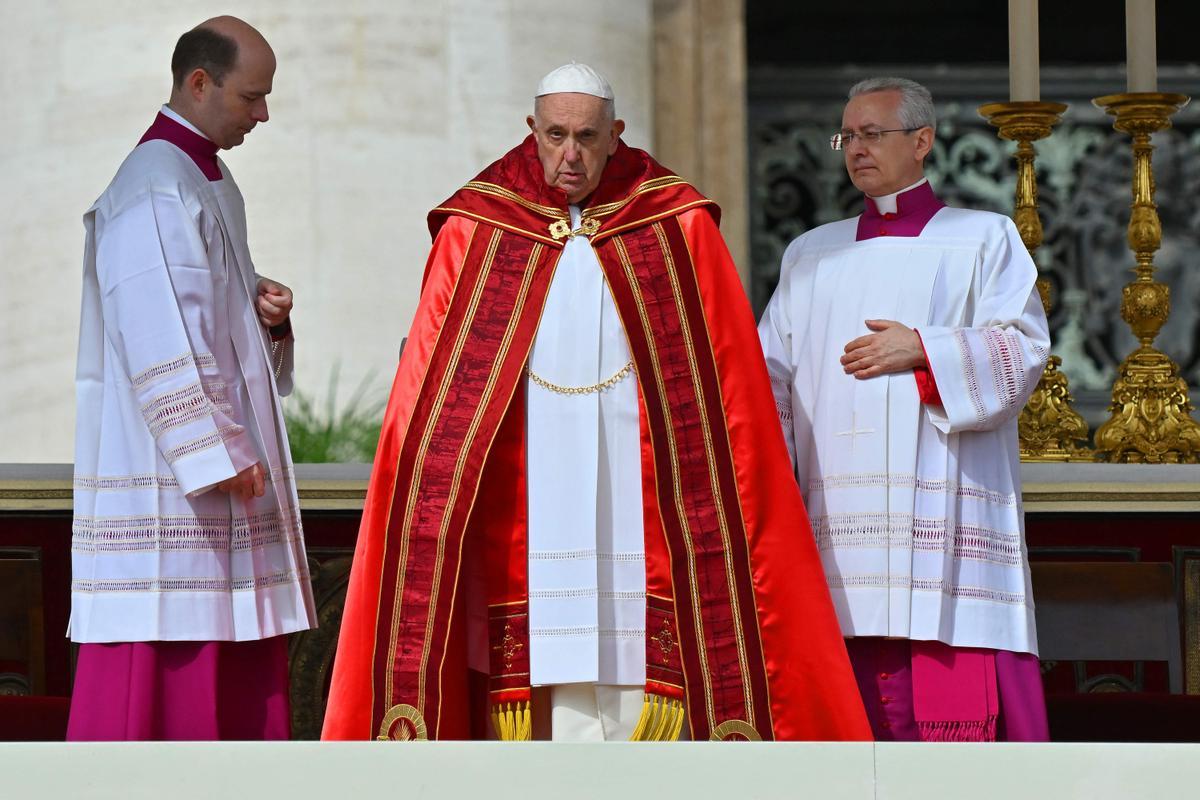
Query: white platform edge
[{"left": 0, "top": 741, "right": 1198, "bottom": 799}]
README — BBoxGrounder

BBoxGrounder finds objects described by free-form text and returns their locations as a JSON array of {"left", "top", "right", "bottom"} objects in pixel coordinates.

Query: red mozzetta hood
[{"left": 429, "top": 135, "right": 719, "bottom": 246}]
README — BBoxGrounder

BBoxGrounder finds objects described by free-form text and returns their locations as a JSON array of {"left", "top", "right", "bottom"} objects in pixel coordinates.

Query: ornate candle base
[
  {"left": 1018, "top": 355, "right": 1090, "bottom": 460},
  {"left": 1091, "top": 92, "right": 1200, "bottom": 464},
  {"left": 1094, "top": 347, "right": 1200, "bottom": 463},
  {"left": 978, "top": 101, "right": 1089, "bottom": 461}
]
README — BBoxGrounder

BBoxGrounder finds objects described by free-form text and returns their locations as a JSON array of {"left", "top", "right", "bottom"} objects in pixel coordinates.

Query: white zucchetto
[{"left": 535, "top": 62, "right": 615, "bottom": 100}]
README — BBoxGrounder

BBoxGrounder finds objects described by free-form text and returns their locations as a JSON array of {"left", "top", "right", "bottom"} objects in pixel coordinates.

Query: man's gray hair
[{"left": 848, "top": 77, "right": 936, "bottom": 133}]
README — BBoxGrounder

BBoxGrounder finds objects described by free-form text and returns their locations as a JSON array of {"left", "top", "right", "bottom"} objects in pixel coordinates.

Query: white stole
[{"left": 526, "top": 205, "right": 646, "bottom": 687}]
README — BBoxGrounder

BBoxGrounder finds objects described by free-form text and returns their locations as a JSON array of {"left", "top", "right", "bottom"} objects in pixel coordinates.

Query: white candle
[
  {"left": 1126, "top": 0, "right": 1157, "bottom": 92},
  {"left": 1008, "top": 0, "right": 1040, "bottom": 101}
]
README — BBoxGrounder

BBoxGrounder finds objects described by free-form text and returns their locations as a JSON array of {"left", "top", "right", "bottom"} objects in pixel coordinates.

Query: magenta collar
[
  {"left": 138, "top": 112, "right": 221, "bottom": 182},
  {"left": 856, "top": 180, "right": 945, "bottom": 241}
]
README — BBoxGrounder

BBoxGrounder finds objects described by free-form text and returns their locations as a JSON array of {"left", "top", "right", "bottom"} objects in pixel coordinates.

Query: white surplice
[
  {"left": 526, "top": 205, "right": 646, "bottom": 692},
  {"left": 759, "top": 206, "right": 1049, "bottom": 654},
  {"left": 71, "top": 123, "right": 316, "bottom": 643}
]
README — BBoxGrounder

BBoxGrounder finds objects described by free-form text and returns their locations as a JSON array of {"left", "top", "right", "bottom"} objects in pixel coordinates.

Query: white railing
[{"left": 1, "top": 741, "right": 1197, "bottom": 799}]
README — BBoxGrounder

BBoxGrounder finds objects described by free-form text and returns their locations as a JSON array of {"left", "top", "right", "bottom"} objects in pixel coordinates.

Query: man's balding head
[
  {"left": 168, "top": 16, "right": 276, "bottom": 150},
  {"left": 171, "top": 17, "right": 274, "bottom": 88},
  {"left": 171, "top": 27, "right": 237, "bottom": 90}
]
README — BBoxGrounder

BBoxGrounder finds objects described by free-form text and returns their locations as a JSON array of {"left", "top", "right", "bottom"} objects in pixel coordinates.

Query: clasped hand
[
  {"left": 256, "top": 277, "right": 293, "bottom": 328},
  {"left": 840, "top": 319, "right": 925, "bottom": 380}
]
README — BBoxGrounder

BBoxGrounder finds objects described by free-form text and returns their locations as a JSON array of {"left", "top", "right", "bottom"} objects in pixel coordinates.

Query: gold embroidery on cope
[
  {"left": 651, "top": 618, "right": 676, "bottom": 664},
  {"left": 380, "top": 228, "right": 500, "bottom": 711},
  {"left": 612, "top": 234, "right": 716, "bottom": 730},
  {"left": 418, "top": 240, "right": 543, "bottom": 713},
  {"left": 493, "top": 622, "right": 524, "bottom": 670},
  {"left": 583, "top": 176, "right": 688, "bottom": 219},
  {"left": 377, "top": 704, "right": 429, "bottom": 741},
  {"left": 653, "top": 221, "right": 756, "bottom": 728},
  {"left": 710, "top": 719, "right": 762, "bottom": 741},
  {"left": 463, "top": 181, "right": 567, "bottom": 219}
]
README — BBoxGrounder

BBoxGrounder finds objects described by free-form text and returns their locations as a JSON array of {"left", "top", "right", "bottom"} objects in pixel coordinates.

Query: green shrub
[{"left": 284, "top": 365, "right": 385, "bottom": 463}]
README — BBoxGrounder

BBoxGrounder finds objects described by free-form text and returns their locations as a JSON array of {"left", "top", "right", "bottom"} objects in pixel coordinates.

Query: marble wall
[{"left": 0, "top": 0, "right": 654, "bottom": 461}]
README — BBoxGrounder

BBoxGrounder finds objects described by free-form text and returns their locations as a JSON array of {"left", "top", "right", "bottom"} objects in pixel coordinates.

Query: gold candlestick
[
  {"left": 1092, "top": 92, "right": 1200, "bottom": 463},
  {"left": 978, "top": 100, "right": 1089, "bottom": 461}
]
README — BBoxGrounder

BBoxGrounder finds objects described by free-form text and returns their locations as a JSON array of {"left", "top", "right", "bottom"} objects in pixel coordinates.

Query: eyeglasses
[{"left": 829, "top": 128, "right": 920, "bottom": 151}]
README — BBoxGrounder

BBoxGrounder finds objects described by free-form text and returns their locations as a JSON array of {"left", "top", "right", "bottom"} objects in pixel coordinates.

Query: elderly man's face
[
  {"left": 527, "top": 93, "right": 624, "bottom": 204},
  {"left": 840, "top": 90, "right": 932, "bottom": 197}
]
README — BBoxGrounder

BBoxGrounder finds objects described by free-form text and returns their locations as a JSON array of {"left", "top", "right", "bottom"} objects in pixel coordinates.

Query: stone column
[{"left": 652, "top": 0, "right": 751, "bottom": 288}]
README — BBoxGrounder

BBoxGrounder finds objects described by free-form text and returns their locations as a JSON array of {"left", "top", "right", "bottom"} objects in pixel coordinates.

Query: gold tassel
[
  {"left": 516, "top": 701, "right": 532, "bottom": 740},
  {"left": 649, "top": 698, "right": 673, "bottom": 740},
  {"left": 628, "top": 694, "right": 684, "bottom": 741},
  {"left": 667, "top": 699, "right": 686, "bottom": 741},
  {"left": 490, "top": 701, "right": 532, "bottom": 741},
  {"left": 628, "top": 695, "right": 655, "bottom": 741},
  {"left": 654, "top": 699, "right": 683, "bottom": 741},
  {"left": 490, "top": 706, "right": 505, "bottom": 740},
  {"left": 502, "top": 705, "right": 515, "bottom": 740}
]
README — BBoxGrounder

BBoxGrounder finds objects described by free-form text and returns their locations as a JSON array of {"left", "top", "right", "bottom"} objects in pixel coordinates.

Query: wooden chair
[
  {"left": 1031, "top": 560, "right": 1200, "bottom": 742},
  {"left": 1030, "top": 560, "right": 1182, "bottom": 693},
  {"left": 0, "top": 550, "right": 45, "bottom": 696},
  {"left": 0, "top": 550, "right": 68, "bottom": 741}
]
